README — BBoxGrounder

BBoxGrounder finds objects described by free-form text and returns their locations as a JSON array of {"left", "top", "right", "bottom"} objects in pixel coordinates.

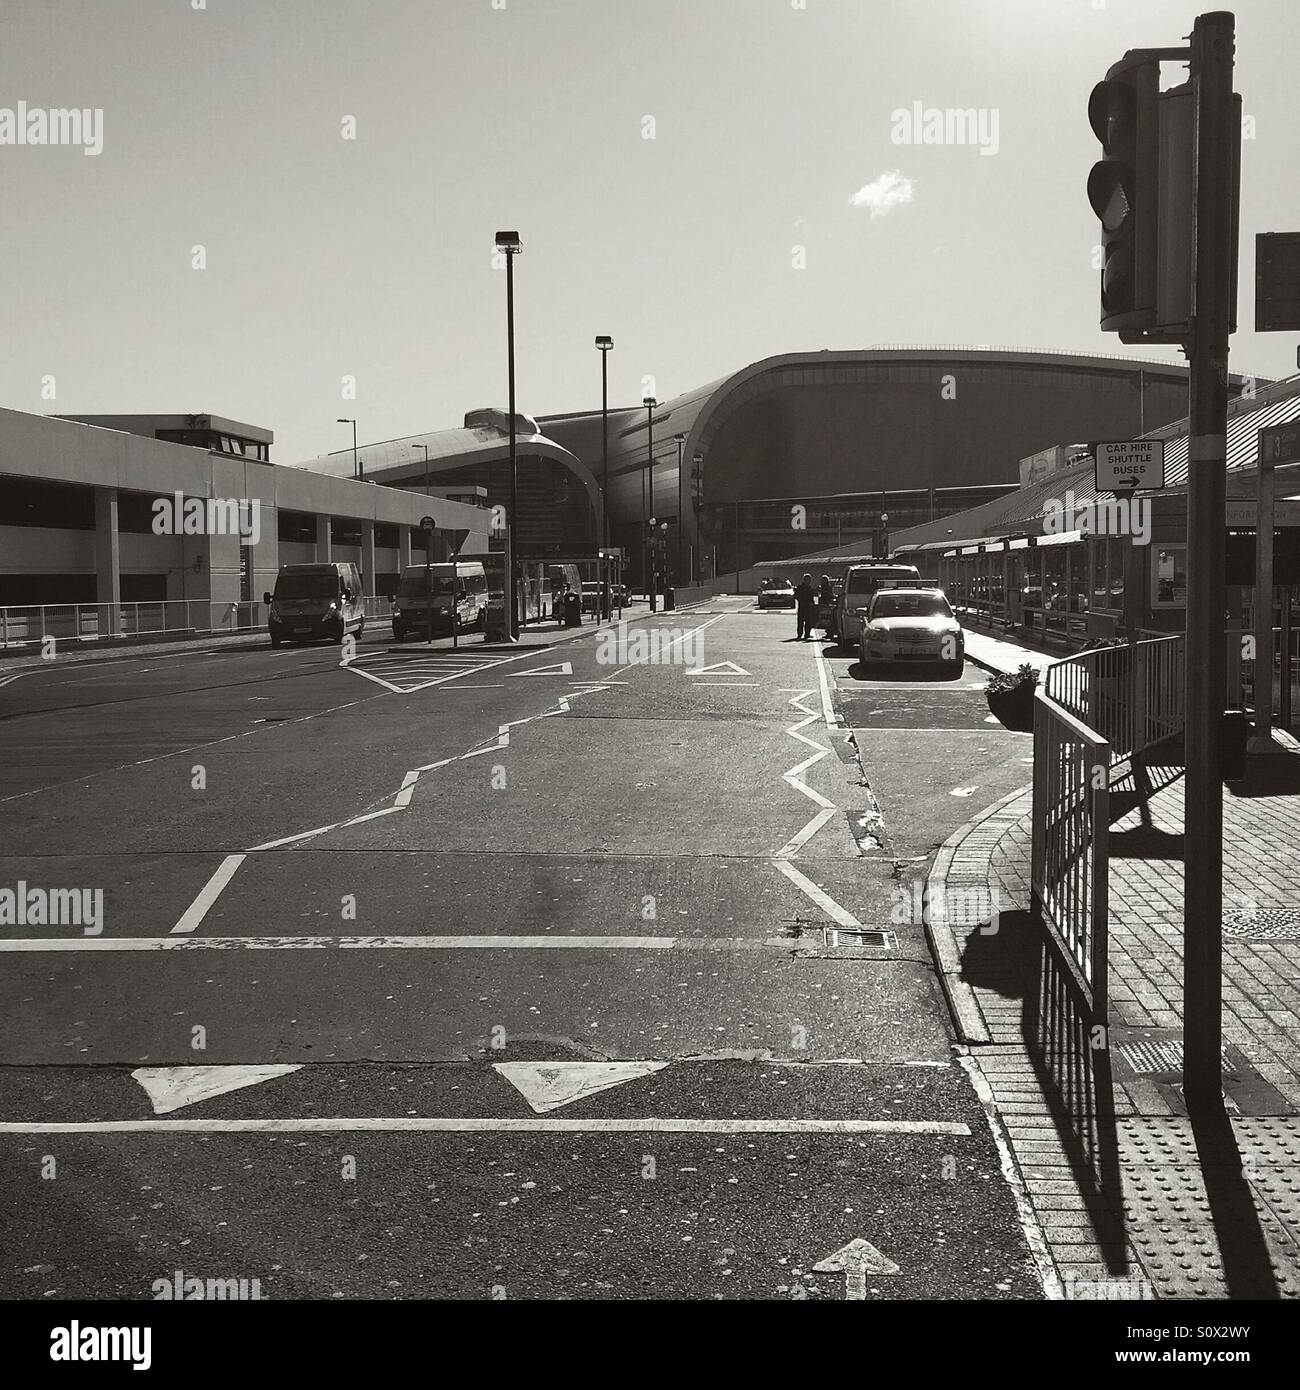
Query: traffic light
[
  {"left": 1088, "top": 53, "right": 1162, "bottom": 339},
  {"left": 1088, "top": 49, "right": 1240, "bottom": 344}
]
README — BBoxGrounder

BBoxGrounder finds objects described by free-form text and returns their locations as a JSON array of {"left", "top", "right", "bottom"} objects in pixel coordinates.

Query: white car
[
  {"left": 859, "top": 588, "right": 965, "bottom": 675},
  {"left": 757, "top": 578, "right": 796, "bottom": 609}
]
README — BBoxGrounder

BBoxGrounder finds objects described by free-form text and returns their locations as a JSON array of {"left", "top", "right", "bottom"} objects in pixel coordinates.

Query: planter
[{"left": 986, "top": 683, "right": 1037, "bottom": 733}]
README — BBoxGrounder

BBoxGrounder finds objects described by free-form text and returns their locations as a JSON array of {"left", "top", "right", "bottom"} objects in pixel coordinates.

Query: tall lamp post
[
  {"left": 692, "top": 451, "right": 704, "bottom": 584},
  {"left": 495, "top": 230, "right": 523, "bottom": 639},
  {"left": 673, "top": 433, "right": 685, "bottom": 589},
  {"left": 337, "top": 418, "right": 359, "bottom": 479},
  {"left": 596, "top": 335, "right": 614, "bottom": 619},
  {"left": 643, "top": 395, "right": 657, "bottom": 610},
  {"left": 410, "top": 443, "right": 431, "bottom": 496}
]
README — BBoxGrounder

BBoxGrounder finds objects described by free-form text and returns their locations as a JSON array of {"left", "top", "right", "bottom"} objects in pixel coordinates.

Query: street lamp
[
  {"left": 692, "top": 451, "right": 704, "bottom": 583},
  {"left": 673, "top": 433, "right": 685, "bottom": 589},
  {"left": 596, "top": 335, "right": 614, "bottom": 619},
  {"left": 337, "top": 418, "right": 358, "bottom": 479},
  {"left": 495, "top": 230, "right": 523, "bottom": 638},
  {"left": 643, "top": 395, "right": 657, "bottom": 610},
  {"left": 410, "top": 443, "right": 431, "bottom": 496}
]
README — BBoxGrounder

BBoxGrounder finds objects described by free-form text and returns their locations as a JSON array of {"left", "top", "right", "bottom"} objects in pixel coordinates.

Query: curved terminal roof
[
  {"left": 292, "top": 414, "right": 602, "bottom": 525},
  {"left": 580, "top": 346, "right": 1243, "bottom": 489}
]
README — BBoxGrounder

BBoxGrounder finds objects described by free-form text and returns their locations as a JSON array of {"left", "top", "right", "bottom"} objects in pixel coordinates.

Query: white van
[
  {"left": 392, "top": 561, "right": 488, "bottom": 640},
  {"left": 266, "top": 562, "right": 365, "bottom": 646},
  {"left": 836, "top": 563, "right": 923, "bottom": 648}
]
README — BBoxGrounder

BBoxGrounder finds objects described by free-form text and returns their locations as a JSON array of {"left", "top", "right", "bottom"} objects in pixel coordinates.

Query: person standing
[{"left": 795, "top": 572, "right": 816, "bottom": 640}]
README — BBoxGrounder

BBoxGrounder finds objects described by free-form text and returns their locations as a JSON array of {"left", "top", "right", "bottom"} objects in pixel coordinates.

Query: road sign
[
  {"left": 419, "top": 515, "right": 436, "bottom": 532},
  {"left": 448, "top": 527, "right": 470, "bottom": 556},
  {"left": 1095, "top": 439, "right": 1165, "bottom": 491},
  {"left": 1256, "top": 232, "right": 1300, "bottom": 333},
  {"left": 1259, "top": 420, "right": 1300, "bottom": 468}
]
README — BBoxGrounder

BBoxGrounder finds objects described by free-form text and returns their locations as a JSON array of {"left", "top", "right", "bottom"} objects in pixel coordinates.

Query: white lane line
[
  {"left": 693, "top": 682, "right": 759, "bottom": 687},
  {"left": 0, "top": 670, "right": 29, "bottom": 688},
  {"left": 0, "top": 1117, "right": 974, "bottom": 1136},
  {"left": 775, "top": 807, "right": 839, "bottom": 859},
  {"left": 0, "top": 934, "right": 710, "bottom": 952},
  {"left": 246, "top": 822, "right": 344, "bottom": 851},
  {"left": 342, "top": 806, "right": 404, "bottom": 827},
  {"left": 814, "top": 642, "right": 839, "bottom": 728},
  {"left": 169, "top": 854, "right": 247, "bottom": 934},
  {"left": 773, "top": 860, "right": 862, "bottom": 929}
]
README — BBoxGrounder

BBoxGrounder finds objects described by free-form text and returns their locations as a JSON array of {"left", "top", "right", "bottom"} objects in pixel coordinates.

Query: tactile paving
[
  {"left": 1115, "top": 1118, "right": 1300, "bottom": 1298},
  {"left": 1223, "top": 907, "right": 1300, "bottom": 940}
]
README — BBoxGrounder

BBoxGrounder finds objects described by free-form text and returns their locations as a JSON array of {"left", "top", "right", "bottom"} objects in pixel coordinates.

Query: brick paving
[{"left": 929, "top": 630, "right": 1300, "bottom": 1298}]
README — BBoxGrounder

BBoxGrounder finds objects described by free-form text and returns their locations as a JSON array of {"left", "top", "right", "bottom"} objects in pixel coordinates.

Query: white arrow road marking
[
  {"left": 0, "top": 1117, "right": 972, "bottom": 1136},
  {"left": 813, "top": 1239, "right": 900, "bottom": 1300},
  {"left": 686, "top": 660, "right": 751, "bottom": 676},
  {"left": 131, "top": 1064, "right": 302, "bottom": 1115},
  {"left": 506, "top": 661, "right": 573, "bottom": 676},
  {"left": 495, "top": 1061, "right": 669, "bottom": 1113},
  {"left": 169, "top": 854, "right": 246, "bottom": 934}
]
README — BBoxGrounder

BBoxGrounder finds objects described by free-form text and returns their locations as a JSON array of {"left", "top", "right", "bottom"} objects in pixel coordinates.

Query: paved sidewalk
[{"left": 928, "top": 635, "right": 1300, "bottom": 1299}]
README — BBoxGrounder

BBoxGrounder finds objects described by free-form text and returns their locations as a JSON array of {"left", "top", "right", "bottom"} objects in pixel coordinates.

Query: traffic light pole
[{"left": 1183, "top": 9, "right": 1237, "bottom": 1113}]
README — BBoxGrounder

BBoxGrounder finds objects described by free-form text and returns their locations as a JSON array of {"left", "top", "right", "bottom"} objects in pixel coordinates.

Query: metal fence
[
  {"left": 1, "top": 597, "right": 394, "bottom": 649},
  {"left": 1031, "top": 689, "right": 1112, "bottom": 1022},
  {"left": 1045, "top": 635, "right": 1185, "bottom": 766}
]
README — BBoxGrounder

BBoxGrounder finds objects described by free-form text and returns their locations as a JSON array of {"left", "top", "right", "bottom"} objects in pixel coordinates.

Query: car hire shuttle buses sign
[{"left": 1094, "top": 440, "right": 1165, "bottom": 492}]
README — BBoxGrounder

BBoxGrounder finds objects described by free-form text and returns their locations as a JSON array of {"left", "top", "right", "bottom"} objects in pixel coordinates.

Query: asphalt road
[{"left": 0, "top": 597, "right": 1045, "bottom": 1300}]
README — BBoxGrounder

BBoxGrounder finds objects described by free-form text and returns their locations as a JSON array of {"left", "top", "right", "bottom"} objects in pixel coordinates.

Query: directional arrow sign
[
  {"left": 506, "top": 661, "right": 573, "bottom": 677},
  {"left": 494, "top": 1061, "right": 668, "bottom": 1113},
  {"left": 813, "top": 1239, "right": 900, "bottom": 1300},
  {"left": 132, "top": 1064, "right": 302, "bottom": 1115},
  {"left": 685, "top": 660, "right": 751, "bottom": 676}
]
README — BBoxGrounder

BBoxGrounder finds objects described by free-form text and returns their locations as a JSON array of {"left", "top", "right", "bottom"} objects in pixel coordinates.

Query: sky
[{"left": 1, "top": 0, "right": 1298, "bottom": 466}]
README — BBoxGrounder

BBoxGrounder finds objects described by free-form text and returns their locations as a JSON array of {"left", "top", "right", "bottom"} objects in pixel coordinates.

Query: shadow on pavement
[
  {"left": 960, "top": 908, "right": 1130, "bottom": 1279},
  {"left": 1230, "top": 744, "right": 1300, "bottom": 798}
]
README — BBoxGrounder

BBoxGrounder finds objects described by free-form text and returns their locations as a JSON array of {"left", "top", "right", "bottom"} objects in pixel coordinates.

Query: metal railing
[
  {"left": 1046, "top": 634, "right": 1185, "bottom": 766},
  {"left": 1031, "top": 689, "right": 1111, "bottom": 1022},
  {"left": 1, "top": 597, "right": 395, "bottom": 649}
]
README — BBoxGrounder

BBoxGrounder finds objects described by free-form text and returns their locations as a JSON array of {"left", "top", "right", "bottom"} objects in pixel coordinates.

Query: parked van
[
  {"left": 265, "top": 562, "right": 365, "bottom": 646},
  {"left": 836, "top": 563, "right": 923, "bottom": 649},
  {"left": 391, "top": 561, "right": 488, "bottom": 640}
]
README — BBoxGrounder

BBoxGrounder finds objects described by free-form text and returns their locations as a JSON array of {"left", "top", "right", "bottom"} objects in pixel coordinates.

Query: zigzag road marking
[{"left": 770, "top": 685, "right": 877, "bottom": 939}]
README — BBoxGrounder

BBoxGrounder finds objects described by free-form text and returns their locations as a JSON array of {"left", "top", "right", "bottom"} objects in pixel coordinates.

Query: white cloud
[{"left": 848, "top": 170, "right": 916, "bottom": 219}]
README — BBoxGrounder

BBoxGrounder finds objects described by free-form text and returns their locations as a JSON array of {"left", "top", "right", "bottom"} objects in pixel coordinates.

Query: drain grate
[
  {"left": 1223, "top": 907, "right": 1300, "bottom": 940},
  {"left": 1115, "top": 1039, "right": 1236, "bottom": 1077}
]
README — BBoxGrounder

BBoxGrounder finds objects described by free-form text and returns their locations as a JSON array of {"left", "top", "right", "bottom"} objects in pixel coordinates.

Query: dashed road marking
[{"left": 169, "top": 854, "right": 246, "bottom": 934}]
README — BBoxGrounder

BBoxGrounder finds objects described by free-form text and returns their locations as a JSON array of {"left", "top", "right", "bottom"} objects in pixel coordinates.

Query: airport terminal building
[
  {"left": 0, "top": 409, "right": 488, "bottom": 643},
  {"left": 0, "top": 347, "right": 1255, "bottom": 632}
]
